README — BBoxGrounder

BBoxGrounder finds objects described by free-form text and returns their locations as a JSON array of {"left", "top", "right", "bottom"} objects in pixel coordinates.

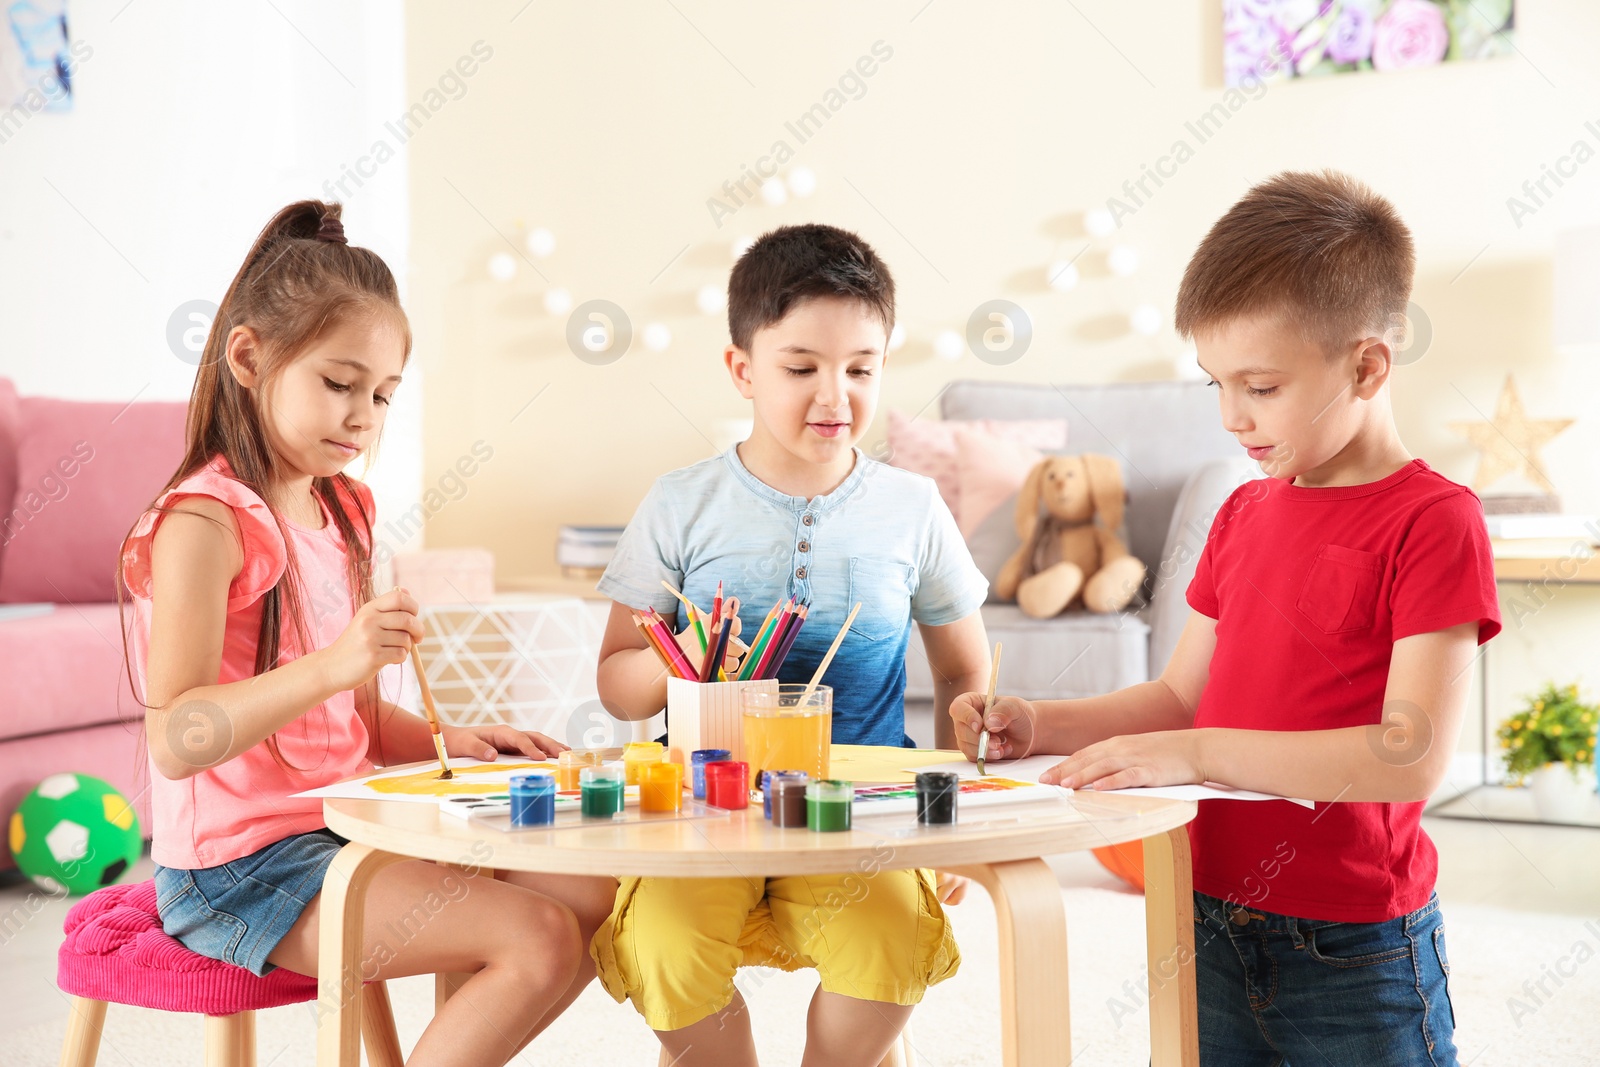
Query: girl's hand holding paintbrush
[
  {"left": 949, "top": 692, "right": 1040, "bottom": 763},
  {"left": 318, "top": 588, "right": 424, "bottom": 691}
]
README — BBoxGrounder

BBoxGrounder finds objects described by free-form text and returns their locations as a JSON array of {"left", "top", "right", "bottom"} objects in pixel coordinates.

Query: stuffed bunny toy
[{"left": 995, "top": 453, "right": 1147, "bottom": 618}]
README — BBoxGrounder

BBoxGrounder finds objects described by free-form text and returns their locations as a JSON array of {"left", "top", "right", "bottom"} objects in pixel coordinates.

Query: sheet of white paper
[
  {"left": 290, "top": 757, "right": 562, "bottom": 804},
  {"left": 910, "top": 756, "right": 1315, "bottom": 808}
]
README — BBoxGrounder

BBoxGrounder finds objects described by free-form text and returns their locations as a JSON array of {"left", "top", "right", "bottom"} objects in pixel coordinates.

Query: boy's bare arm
[
  {"left": 596, "top": 600, "right": 678, "bottom": 721},
  {"left": 1044, "top": 621, "right": 1479, "bottom": 803},
  {"left": 948, "top": 610, "right": 1214, "bottom": 760},
  {"left": 918, "top": 612, "right": 991, "bottom": 750}
]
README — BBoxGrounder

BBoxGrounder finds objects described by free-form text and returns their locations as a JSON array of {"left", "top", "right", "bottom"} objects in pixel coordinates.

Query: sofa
[
  {"left": 0, "top": 378, "right": 186, "bottom": 867},
  {"left": 903, "top": 379, "right": 1260, "bottom": 705}
]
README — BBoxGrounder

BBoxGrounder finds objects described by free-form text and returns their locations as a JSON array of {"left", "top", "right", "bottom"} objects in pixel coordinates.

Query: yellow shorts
[{"left": 590, "top": 868, "right": 960, "bottom": 1031}]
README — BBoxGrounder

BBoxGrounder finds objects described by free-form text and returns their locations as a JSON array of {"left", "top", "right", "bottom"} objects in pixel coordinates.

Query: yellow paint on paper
[
  {"left": 827, "top": 745, "right": 962, "bottom": 784},
  {"left": 368, "top": 761, "right": 557, "bottom": 796}
]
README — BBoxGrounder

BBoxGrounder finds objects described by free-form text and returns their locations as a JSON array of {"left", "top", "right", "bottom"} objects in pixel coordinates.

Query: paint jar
[
  {"left": 915, "top": 771, "right": 960, "bottom": 826},
  {"left": 761, "top": 770, "right": 810, "bottom": 820},
  {"left": 741, "top": 685, "right": 831, "bottom": 788},
  {"left": 557, "top": 749, "right": 603, "bottom": 791},
  {"left": 509, "top": 774, "right": 556, "bottom": 827},
  {"left": 640, "top": 760, "right": 683, "bottom": 813},
  {"left": 622, "top": 741, "right": 665, "bottom": 785},
  {"left": 704, "top": 760, "right": 750, "bottom": 810},
  {"left": 580, "top": 766, "right": 625, "bottom": 818},
  {"left": 691, "top": 749, "right": 732, "bottom": 799},
  {"left": 769, "top": 773, "right": 811, "bottom": 828},
  {"left": 805, "top": 780, "right": 852, "bottom": 832}
]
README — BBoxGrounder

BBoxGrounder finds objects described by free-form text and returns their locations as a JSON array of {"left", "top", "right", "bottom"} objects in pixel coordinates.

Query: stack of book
[
  {"left": 1484, "top": 513, "right": 1600, "bottom": 558},
  {"left": 556, "top": 525, "right": 625, "bottom": 579}
]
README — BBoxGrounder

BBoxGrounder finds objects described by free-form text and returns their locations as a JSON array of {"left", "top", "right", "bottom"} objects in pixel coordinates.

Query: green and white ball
[{"left": 8, "top": 774, "right": 141, "bottom": 895}]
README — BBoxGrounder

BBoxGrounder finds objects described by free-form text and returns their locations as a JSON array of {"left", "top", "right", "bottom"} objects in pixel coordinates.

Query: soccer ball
[{"left": 8, "top": 774, "right": 142, "bottom": 895}]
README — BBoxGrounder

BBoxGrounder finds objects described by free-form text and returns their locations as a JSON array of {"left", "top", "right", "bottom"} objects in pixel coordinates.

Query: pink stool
[{"left": 56, "top": 879, "right": 402, "bottom": 1067}]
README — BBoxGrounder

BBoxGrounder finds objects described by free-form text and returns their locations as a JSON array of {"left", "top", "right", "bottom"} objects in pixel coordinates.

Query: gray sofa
[{"left": 904, "top": 379, "right": 1260, "bottom": 703}]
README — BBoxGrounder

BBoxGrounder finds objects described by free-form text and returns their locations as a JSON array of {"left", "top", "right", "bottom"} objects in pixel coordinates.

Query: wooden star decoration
[{"left": 1449, "top": 375, "right": 1573, "bottom": 494}]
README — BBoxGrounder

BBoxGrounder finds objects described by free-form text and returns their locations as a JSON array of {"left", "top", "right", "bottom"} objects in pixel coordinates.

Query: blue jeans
[{"left": 1194, "top": 891, "right": 1457, "bottom": 1067}]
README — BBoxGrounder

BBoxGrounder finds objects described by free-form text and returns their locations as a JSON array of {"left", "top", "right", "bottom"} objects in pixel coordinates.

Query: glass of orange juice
[{"left": 741, "top": 685, "right": 832, "bottom": 789}]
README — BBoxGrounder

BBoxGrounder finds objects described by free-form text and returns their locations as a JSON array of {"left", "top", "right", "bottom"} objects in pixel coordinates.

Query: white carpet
[{"left": 11, "top": 880, "right": 1598, "bottom": 1065}]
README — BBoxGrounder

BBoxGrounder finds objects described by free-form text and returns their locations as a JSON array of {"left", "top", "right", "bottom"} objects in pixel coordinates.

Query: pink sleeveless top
[{"left": 121, "top": 456, "right": 375, "bottom": 869}]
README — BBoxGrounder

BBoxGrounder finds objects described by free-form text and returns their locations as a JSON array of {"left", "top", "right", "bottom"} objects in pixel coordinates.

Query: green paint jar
[
  {"left": 580, "top": 765, "right": 625, "bottom": 818},
  {"left": 805, "top": 779, "right": 852, "bottom": 832}
]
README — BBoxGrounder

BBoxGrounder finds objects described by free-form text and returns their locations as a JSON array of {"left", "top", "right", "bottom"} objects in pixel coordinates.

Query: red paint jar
[{"left": 704, "top": 760, "right": 750, "bottom": 810}]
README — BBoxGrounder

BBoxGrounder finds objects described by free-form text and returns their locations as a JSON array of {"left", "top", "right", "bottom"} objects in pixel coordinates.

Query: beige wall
[{"left": 406, "top": 1, "right": 1600, "bottom": 746}]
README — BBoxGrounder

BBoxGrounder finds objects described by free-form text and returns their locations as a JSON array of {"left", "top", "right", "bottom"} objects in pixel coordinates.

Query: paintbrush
[
  {"left": 409, "top": 643, "right": 454, "bottom": 780},
  {"left": 799, "top": 602, "right": 861, "bottom": 707},
  {"left": 977, "top": 642, "right": 1002, "bottom": 777}
]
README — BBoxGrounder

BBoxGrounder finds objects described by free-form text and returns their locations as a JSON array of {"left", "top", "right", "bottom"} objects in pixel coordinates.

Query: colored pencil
[
  {"left": 645, "top": 608, "right": 699, "bottom": 680},
  {"left": 765, "top": 603, "right": 808, "bottom": 679},
  {"left": 755, "top": 600, "right": 807, "bottom": 679},
  {"left": 751, "top": 604, "right": 792, "bottom": 680},
  {"left": 701, "top": 615, "right": 733, "bottom": 683},
  {"left": 634, "top": 616, "right": 684, "bottom": 679},
  {"left": 800, "top": 602, "right": 860, "bottom": 706},
  {"left": 711, "top": 581, "right": 723, "bottom": 639},
  {"left": 660, "top": 580, "right": 708, "bottom": 652},
  {"left": 739, "top": 600, "right": 787, "bottom": 681}
]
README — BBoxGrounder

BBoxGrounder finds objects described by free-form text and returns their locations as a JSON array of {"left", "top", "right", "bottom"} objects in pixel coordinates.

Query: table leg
[
  {"left": 1142, "top": 827, "right": 1199, "bottom": 1067},
  {"left": 316, "top": 842, "right": 407, "bottom": 1067},
  {"left": 949, "top": 859, "right": 1071, "bottom": 1067}
]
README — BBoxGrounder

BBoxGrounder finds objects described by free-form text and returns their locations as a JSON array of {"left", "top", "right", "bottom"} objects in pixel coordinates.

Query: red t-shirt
[{"left": 1185, "top": 459, "right": 1501, "bottom": 922}]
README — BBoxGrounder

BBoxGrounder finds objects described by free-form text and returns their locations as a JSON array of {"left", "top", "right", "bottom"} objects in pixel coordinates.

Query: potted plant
[{"left": 1498, "top": 683, "right": 1599, "bottom": 821}]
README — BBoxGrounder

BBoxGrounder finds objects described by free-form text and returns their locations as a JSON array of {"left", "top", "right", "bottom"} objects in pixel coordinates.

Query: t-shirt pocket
[
  {"left": 847, "top": 557, "right": 914, "bottom": 642},
  {"left": 1296, "top": 543, "right": 1385, "bottom": 634}
]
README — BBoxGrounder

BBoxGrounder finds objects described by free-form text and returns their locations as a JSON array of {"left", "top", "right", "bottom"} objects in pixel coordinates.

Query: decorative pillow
[
  {"left": 885, "top": 409, "right": 1067, "bottom": 523},
  {"left": 0, "top": 395, "right": 188, "bottom": 604},
  {"left": 0, "top": 379, "right": 19, "bottom": 574},
  {"left": 954, "top": 426, "right": 1045, "bottom": 539}
]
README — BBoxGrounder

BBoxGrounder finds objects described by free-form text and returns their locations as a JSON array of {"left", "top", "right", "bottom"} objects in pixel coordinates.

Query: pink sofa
[{"left": 0, "top": 378, "right": 187, "bottom": 868}]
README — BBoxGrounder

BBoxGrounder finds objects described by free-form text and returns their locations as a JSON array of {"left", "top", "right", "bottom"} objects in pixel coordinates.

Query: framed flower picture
[{"left": 1223, "top": 0, "right": 1515, "bottom": 87}]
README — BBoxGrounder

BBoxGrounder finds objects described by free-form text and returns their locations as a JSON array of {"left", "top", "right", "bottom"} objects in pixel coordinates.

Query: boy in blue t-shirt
[{"left": 592, "top": 224, "right": 991, "bottom": 1065}]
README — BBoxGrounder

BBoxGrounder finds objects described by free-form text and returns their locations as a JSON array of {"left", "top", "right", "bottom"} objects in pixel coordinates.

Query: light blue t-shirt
[{"left": 597, "top": 447, "right": 988, "bottom": 747}]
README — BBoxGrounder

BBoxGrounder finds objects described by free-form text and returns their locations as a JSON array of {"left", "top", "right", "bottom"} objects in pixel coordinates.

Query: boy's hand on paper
[
  {"left": 949, "top": 692, "right": 1037, "bottom": 762},
  {"left": 443, "top": 724, "right": 568, "bottom": 762},
  {"left": 934, "top": 870, "right": 969, "bottom": 905},
  {"left": 1039, "top": 730, "right": 1205, "bottom": 790}
]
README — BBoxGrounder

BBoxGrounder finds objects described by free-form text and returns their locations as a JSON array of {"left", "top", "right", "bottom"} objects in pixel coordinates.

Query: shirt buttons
[
  {"left": 798, "top": 540, "right": 810, "bottom": 553},
  {"left": 795, "top": 566, "right": 808, "bottom": 580},
  {"left": 802, "top": 513, "right": 813, "bottom": 526}
]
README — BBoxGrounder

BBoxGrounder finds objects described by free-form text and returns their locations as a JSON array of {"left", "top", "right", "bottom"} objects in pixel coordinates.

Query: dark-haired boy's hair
[
  {"left": 1174, "top": 170, "right": 1415, "bottom": 351},
  {"left": 727, "top": 224, "right": 895, "bottom": 350}
]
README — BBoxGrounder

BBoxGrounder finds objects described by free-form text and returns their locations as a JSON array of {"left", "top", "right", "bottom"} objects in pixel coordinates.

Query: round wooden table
[{"left": 315, "top": 763, "right": 1199, "bottom": 1067}]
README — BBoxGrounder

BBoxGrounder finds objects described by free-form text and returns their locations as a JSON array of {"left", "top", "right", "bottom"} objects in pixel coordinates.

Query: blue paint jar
[
  {"left": 691, "top": 749, "right": 732, "bottom": 799},
  {"left": 509, "top": 774, "right": 556, "bottom": 827}
]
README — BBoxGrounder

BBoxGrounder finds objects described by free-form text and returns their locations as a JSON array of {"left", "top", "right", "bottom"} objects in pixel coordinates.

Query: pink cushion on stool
[{"left": 57, "top": 880, "right": 318, "bottom": 1014}]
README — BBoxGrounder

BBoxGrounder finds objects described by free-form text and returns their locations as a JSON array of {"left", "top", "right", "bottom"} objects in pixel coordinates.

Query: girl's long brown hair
[{"left": 119, "top": 200, "right": 411, "bottom": 771}]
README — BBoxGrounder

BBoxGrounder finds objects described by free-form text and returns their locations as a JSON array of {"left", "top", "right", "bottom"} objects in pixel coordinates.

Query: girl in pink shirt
[{"left": 119, "top": 200, "right": 616, "bottom": 1067}]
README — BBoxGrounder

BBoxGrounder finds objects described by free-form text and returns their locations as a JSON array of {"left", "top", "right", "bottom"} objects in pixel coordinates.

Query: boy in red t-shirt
[{"left": 951, "top": 170, "right": 1499, "bottom": 1066}]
